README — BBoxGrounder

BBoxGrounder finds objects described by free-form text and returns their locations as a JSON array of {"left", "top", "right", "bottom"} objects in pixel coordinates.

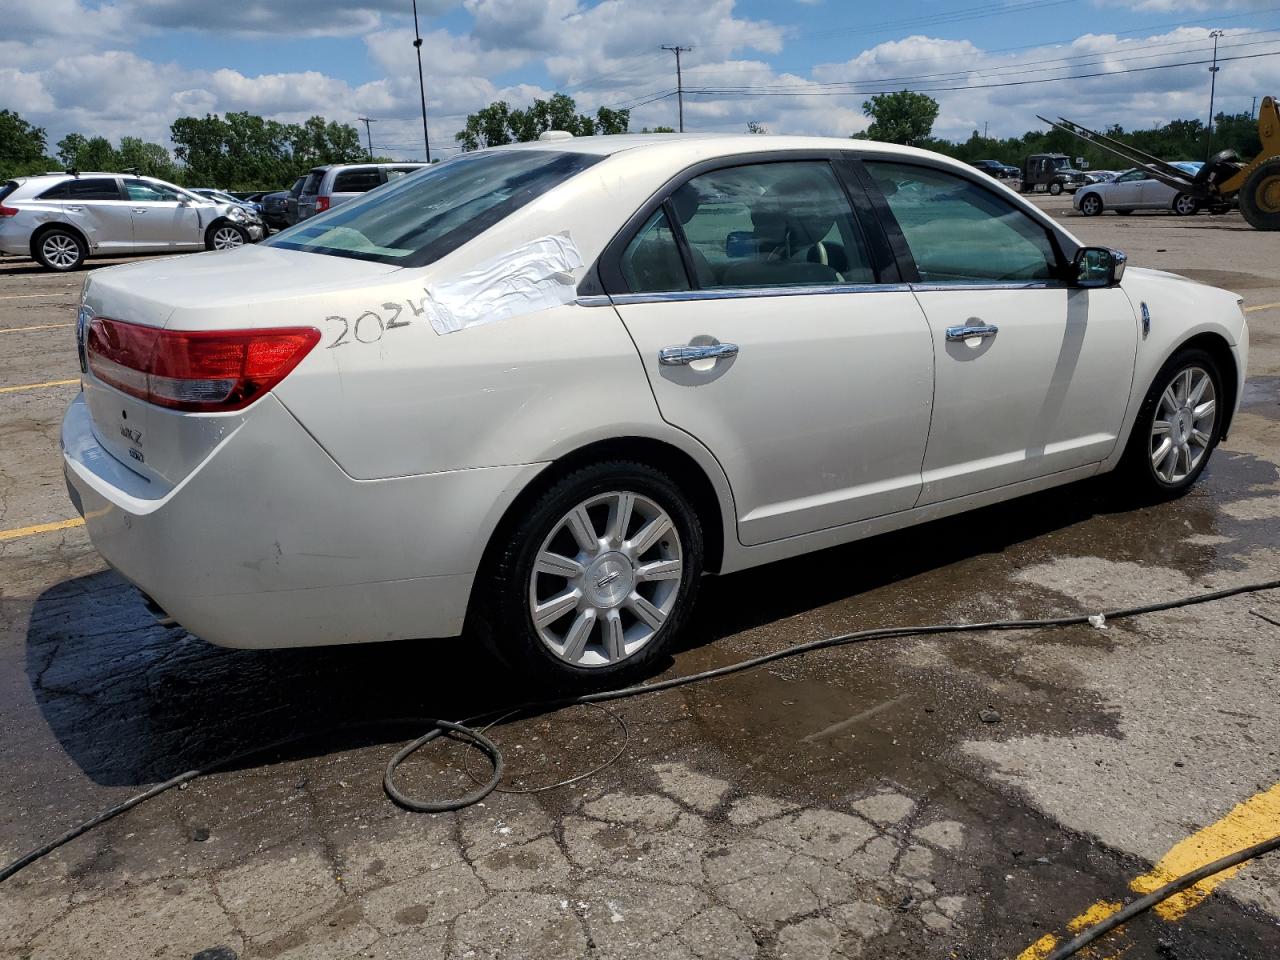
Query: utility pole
[
  {"left": 1252, "top": 96, "right": 1258, "bottom": 119},
  {"left": 411, "top": 0, "right": 431, "bottom": 161},
  {"left": 358, "top": 117, "right": 377, "bottom": 160},
  {"left": 1205, "top": 29, "right": 1224, "bottom": 161},
  {"left": 661, "top": 45, "right": 693, "bottom": 133}
]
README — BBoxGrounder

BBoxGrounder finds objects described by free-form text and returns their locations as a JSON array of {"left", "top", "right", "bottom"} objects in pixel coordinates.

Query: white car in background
[
  {"left": 63, "top": 134, "right": 1247, "bottom": 687},
  {"left": 1074, "top": 162, "right": 1210, "bottom": 217},
  {"left": 0, "top": 173, "right": 263, "bottom": 270}
]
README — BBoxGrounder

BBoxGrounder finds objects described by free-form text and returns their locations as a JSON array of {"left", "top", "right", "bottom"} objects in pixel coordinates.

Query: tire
[
  {"left": 1115, "top": 209, "right": 1134, "bottom": 216},
  {"left": 205, "top": 221, "right": 249, "bottom": 251},
  {"left": 1079, "top": 193, "right": 1103, "bottom": 217},
  {"left": 1049, "top": 182, "right": 1063, "bottom": 196},
  {"left": 1239, "top": 158, "right": 1280, "bottom": 231},
  {"left": 1173, "top": 193, "right": 1199, "bottom": 216},
  {"left": 1118, "top": 348, "right": 1224, "bottom": 500},
  {"left": 473, "top": 460, "right": 704, "bottom": 689},
  {"left": 32, "top": 227, "right": 86, "bottom": 272}
]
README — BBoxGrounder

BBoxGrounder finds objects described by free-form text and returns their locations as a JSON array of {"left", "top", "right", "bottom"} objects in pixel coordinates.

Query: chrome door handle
[
  {"left": 659, "top": 342, "right": 740, "bottom": 365},
  {"left": 131, "top": 208, "right": 147, "bottom": 214},
  {"left": 945, "top": 324, "right": 999, "bottom": 342}
]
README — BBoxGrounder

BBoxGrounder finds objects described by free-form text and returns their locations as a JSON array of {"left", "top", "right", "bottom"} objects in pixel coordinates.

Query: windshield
[
  {"left": 1050, "top": 157, "right": 1073, "bottom": 170},
  {"left": 265, "top": 149, "right": 601, "bottom": 267}
]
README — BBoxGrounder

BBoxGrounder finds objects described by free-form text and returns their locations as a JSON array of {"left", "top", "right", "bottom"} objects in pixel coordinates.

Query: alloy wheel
[
  {"left": 41, "top": 234, "right": 80, "bottom": 269},
  {"left": 1081, "top": 195, "right": 1101, "bottom": 216},
  {"left": 528, "top": 490, "right": 683, "bottom": 668},
  {"left": 212, "top": 226, "right": 245, "bottom": 250},
  {"left": 1174, "top": 195, "right": 1198, "bottom": 216},
  {"left": 1150, "top": 365, "right": 1216, "bottom": 484}
]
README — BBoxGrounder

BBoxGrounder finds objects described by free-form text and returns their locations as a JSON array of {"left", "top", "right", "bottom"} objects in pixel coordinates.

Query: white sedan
[
  {"left": 1073, "top": 163, "right": 1208, "bottom": 217},
  {"left": 63, "top": 134, "right": 1248, "bottom": 687}
]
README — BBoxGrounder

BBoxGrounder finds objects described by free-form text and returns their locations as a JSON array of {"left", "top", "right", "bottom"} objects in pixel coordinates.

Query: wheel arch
[
  {"left": 1173, "top": 331, "right": 1240, "bottom": 439},
  {"left": 29, "top": 221, "right": 88, "bottom": 260}
]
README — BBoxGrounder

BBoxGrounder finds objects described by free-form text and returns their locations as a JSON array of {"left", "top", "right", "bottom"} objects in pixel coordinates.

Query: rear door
[
  {"left": 297, "top": 169, "right": 325, "bottom": 220},
  {"left": 603, "top": 156, "right": 935, "bottom": 546},
  {"left": 59, "top": 177, "right": 134, "bottom": 251},
  {"left": 863, "top": 159, "right": 1137, "bottom": 504},
  {"left": 121, "top": 178, "right": 203, "bottom": 249}
]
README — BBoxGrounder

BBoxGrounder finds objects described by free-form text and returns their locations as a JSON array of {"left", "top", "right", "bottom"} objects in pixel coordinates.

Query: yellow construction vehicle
[{"left": 1039, "top": 95, "right": 1280, "bottom": 230}]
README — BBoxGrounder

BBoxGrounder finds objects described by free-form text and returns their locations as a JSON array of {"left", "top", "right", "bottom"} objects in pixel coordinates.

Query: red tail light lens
[
  {"left": 0, "top": 204, "right": 19, "bottom": 217},
  {"left": 86, "top": 318, "right": 320, "bottom": 412},
  {"left": 315, "top": 195, "right": 330, "bottom": 212}
]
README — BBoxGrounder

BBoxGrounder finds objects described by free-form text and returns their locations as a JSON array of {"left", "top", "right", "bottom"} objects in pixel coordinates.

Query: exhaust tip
[{"left": 139, "top": 591, "right": 178, "bottom": 628}]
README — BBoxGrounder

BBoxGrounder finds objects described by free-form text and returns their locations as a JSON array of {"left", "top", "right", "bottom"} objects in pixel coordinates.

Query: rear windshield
[{"left": 266, "top": 150, "right": 601, "bottom": 267}]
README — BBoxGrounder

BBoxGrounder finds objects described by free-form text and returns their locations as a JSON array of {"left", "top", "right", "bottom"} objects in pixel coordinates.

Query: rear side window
[
  {"left": 671, "top": 161, "right": 875, "bottom": 289},
  {"left": 38, "top": 182, "right": 70, "bottom": 199},
  {"left": 384, "top": 166, "right": 423, "bottom": 182},
  {"left": 865, "top": 161, "right": 1058, "bottom": 283},
  {"left": 619, "top": 208, "right": 689, "bottom": 293},
  {"left": 267, "top": 150, "right": 601, "bottom": 267},
  {"left": 332, "top": 169, "right": 382, "bottom": 193},
  {"left": 301, "top": 172, "right": 324, "bottom": 196},
  {"left": 0, "top": 181, "right": 17, "bottom": 202},
  {"left": 62, "top": 178, "right": 122, "bottom": 201}
]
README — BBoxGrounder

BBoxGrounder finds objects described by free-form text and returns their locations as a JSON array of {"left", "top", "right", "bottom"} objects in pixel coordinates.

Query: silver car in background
[
  {"left": 0, "top": 173, "right": 264, "bottom": 271},
  {"left": 295, "top": 162, "right": 428, "bottom": 221}
]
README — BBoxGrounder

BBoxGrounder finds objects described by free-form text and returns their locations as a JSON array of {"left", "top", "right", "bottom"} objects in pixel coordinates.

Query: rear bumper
[
  {"left": 62, "top": 392, "right": 545, "bottom": 648},
  {"left": 0, "top": 219, "right": 33, "bottom": 256}
]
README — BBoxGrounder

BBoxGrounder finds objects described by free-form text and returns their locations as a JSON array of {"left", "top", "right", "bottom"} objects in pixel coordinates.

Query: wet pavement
[{"left": 2, "top": 209, "right": 1280, "bottom": 960}]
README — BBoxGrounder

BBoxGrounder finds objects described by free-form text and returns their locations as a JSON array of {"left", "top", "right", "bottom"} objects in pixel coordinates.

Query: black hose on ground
[{"left": 3, "top": 577, "right": 1280, "bottom": 960}]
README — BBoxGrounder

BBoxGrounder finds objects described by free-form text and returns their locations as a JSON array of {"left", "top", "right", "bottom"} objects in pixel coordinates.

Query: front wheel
[
  {"left": 474, "top": 461, "right": 704, "bottom": 689},
  {"left": 1119, "top": 348, "right": 1223, "bottom": 499},
  {"left": 1079, "top": 193, "right": 1103, "bottom": 216},
  {"left": 1173, "top": 194, "right": 1199, "bottom": 216},
  {"left": 1049, "top": 182, "right": 1063, "bottom": 196},
  {"left": 206, "top": 222, "right": 248, "bottom": 250}
]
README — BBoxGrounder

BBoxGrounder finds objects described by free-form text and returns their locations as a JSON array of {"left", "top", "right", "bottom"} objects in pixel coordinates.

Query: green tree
[
  {"left": 859, "top": 90, "right": 940, "bottom": 147},
  {"left": 747, "top": 121, "right": 768, "bottom": 134},
  {"left": 639, "top": 126, "right": 676, "bottom": 134},
  {"left": 56, "top": 133, "right": 88, "bottom": 169},
  {"left": 456, "top": 93, "right": 630, "bottom": 151},
  {"left": 117, "top": 137, "right": 179, "bottom": 180},
  {"left": 0, "top": 109, "right": 51, "bottom": 178}
]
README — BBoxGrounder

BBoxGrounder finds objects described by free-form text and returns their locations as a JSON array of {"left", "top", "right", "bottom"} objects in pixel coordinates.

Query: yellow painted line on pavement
[
  {"left": 0, "top": 322, "right": 73, "bottom": 334},
  {"left": 0, "top": 293, "right": 76, "bottom": 300},
  {"left": 0, "top": 517, "right": 85, "bottom": 542},
  {"left": 1015, "top": 782, "right": 1280, "bottom": 958},
  {"left": 0, "top": 378, "right": 79, "bottom": 394},
  {"left": 1244, "top": 301, "right": 1280, "bottom": 313}
]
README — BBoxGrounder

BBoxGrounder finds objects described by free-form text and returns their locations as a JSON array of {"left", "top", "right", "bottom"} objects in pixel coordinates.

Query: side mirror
[{"left": 1072, "top": 246, "right": 1126, "bottom": 288}]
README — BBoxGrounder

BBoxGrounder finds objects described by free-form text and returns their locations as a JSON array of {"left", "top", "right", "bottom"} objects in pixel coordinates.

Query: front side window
[
  {"left": 865, "top": 161, "right": 1059, "bottom": 283},
  {"left": 267, "top": 149, "right": 601, "bottom": 267},
  {"left": 123, "top": 179, "right": 186, "bottom": 202},
  {"left": 670, "top": 161, "right": 874, "bottom": 289}
]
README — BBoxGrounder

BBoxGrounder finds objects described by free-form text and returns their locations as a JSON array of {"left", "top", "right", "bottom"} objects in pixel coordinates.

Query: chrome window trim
[{"left": 577, "top": 279, "right": 1067, "bottom": 307}]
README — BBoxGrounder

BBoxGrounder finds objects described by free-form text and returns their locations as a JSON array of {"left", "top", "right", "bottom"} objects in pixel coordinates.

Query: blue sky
[{"left": 6, "top": 0, "right": 1280, "bottom": 161}]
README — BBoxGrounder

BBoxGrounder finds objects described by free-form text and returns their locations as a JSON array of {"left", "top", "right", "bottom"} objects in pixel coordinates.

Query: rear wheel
[
  {"left": 1173, "top": 193, "right": 1199, "bottom": 216},
  {"left": 1119, "top": 348, "right": 1223, "bottom": 500},
  {"left": 206, "top": 222, "right": 248, "bottom": 250},
  {"left": 1239, "top": 158, "right": 1280, "bottom": 231},
  {"left": 33, "top": 227, "right": 86, "bottom": 271},
  {"left": 1079, "top": 193, "right": 1103, "bottom": 216},
  {"left": 473, "top": 461, "right": 703, "bottom": 689}
]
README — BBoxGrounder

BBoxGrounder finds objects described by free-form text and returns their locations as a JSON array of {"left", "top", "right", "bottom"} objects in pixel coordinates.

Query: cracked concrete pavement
[{"left": 2, "top": 204, "right": 1280, "bottom": 959}]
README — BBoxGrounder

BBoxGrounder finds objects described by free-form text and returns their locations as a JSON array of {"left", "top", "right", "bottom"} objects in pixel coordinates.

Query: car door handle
[
  {"left": 945, "top": 324, "right": 999, "bottom": 342},
  {"left": 659, "top": 342, "right": 739, "bottom": 365},
  {"left": 131, "top": 208, "right": 147, "bottom": 214}
]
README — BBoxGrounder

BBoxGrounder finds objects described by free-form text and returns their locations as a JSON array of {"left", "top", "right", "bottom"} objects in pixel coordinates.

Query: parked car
[
  {"left": 295, "top": 162, "right": 428, "bottom": 221},
  {"left": 1073, "top": 163, "right": 1212, "bottom": 217},
  {"left": 0, "top": 172, "right": 264, "bottom": 271},
  {"left": 971, "top": 159, "right": 1018, "bottom": 179},
  {"left": 265, "top": 177, "right": 306, "bottom": 229},
  {"left": 63, "top": 134, "right": 1247, "bottom": 686},
  {"left": 1020, "top": 153, "right": 1090, "bottom": 194}
]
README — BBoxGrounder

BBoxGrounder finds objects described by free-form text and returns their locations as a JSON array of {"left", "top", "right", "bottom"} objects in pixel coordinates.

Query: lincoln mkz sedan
[{"left": 62, "top": 134, "right": 1248, "bottom": 686}]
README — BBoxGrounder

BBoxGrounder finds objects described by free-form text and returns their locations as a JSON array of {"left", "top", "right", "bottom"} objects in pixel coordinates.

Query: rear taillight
[
  {"left": 86, "top": 318, "right": 320, "bottom": 412},
  {"left": 315, "top": 195, "right": 330, "bottom": 212},
  {"left": 0, "top": 204, "right": 18, "bottom": 217}
]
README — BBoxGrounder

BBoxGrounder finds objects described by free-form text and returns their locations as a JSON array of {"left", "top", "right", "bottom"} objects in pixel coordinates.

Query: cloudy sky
[{"left": 4, "top": 0, "right": 1280, "bottom": 161}]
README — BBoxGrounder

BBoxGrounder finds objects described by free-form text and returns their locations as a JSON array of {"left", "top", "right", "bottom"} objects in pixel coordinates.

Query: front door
[
  {"left": 121, "top": 179, "right": 203, "bottom": 249},
  {"left": 607, "top": 159, "right": 935, "bottom": 546},
  {"left": 863, "top": 160, "right": 1138, "bottom": 504}
]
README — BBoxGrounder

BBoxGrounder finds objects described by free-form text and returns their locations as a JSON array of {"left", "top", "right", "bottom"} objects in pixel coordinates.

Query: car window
[
  {"left": 122, "top": 179, "right": 186, "bottom": 202},
  {"left": 669, "top": 161, "right": 874, "bottom": 289},
  {"left": 865, "top": 161, "right": 1058, "bottom": 283},
  {"left": 384, "top": 166, "right": 423, "bottom": 181},
  {"left": 266, "top": 149, "right": 601, "bottom": 267},
  {"left": 0, "top": 180, "right": 17, "bottom": 202},
  {"left": 619, "top": 208, "right": 689, "bottom": 293},
  {"left": 289, "top": 178, "right": 305, "bottom": 198},
  {"left": 332, "top": 169, "right": 382, "bottom": 192},
  {"left": 1116, "top": 170, "right": 1145, "bottom": 182},
  {"left": 37, "top": 182, "right": 70, "bottom": 199},
  {"left": 301, "top": 172, "right": 325, "bottom": 196},
  {"left": 55, "top": 178, "right": 122, "bottom": 201}
]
